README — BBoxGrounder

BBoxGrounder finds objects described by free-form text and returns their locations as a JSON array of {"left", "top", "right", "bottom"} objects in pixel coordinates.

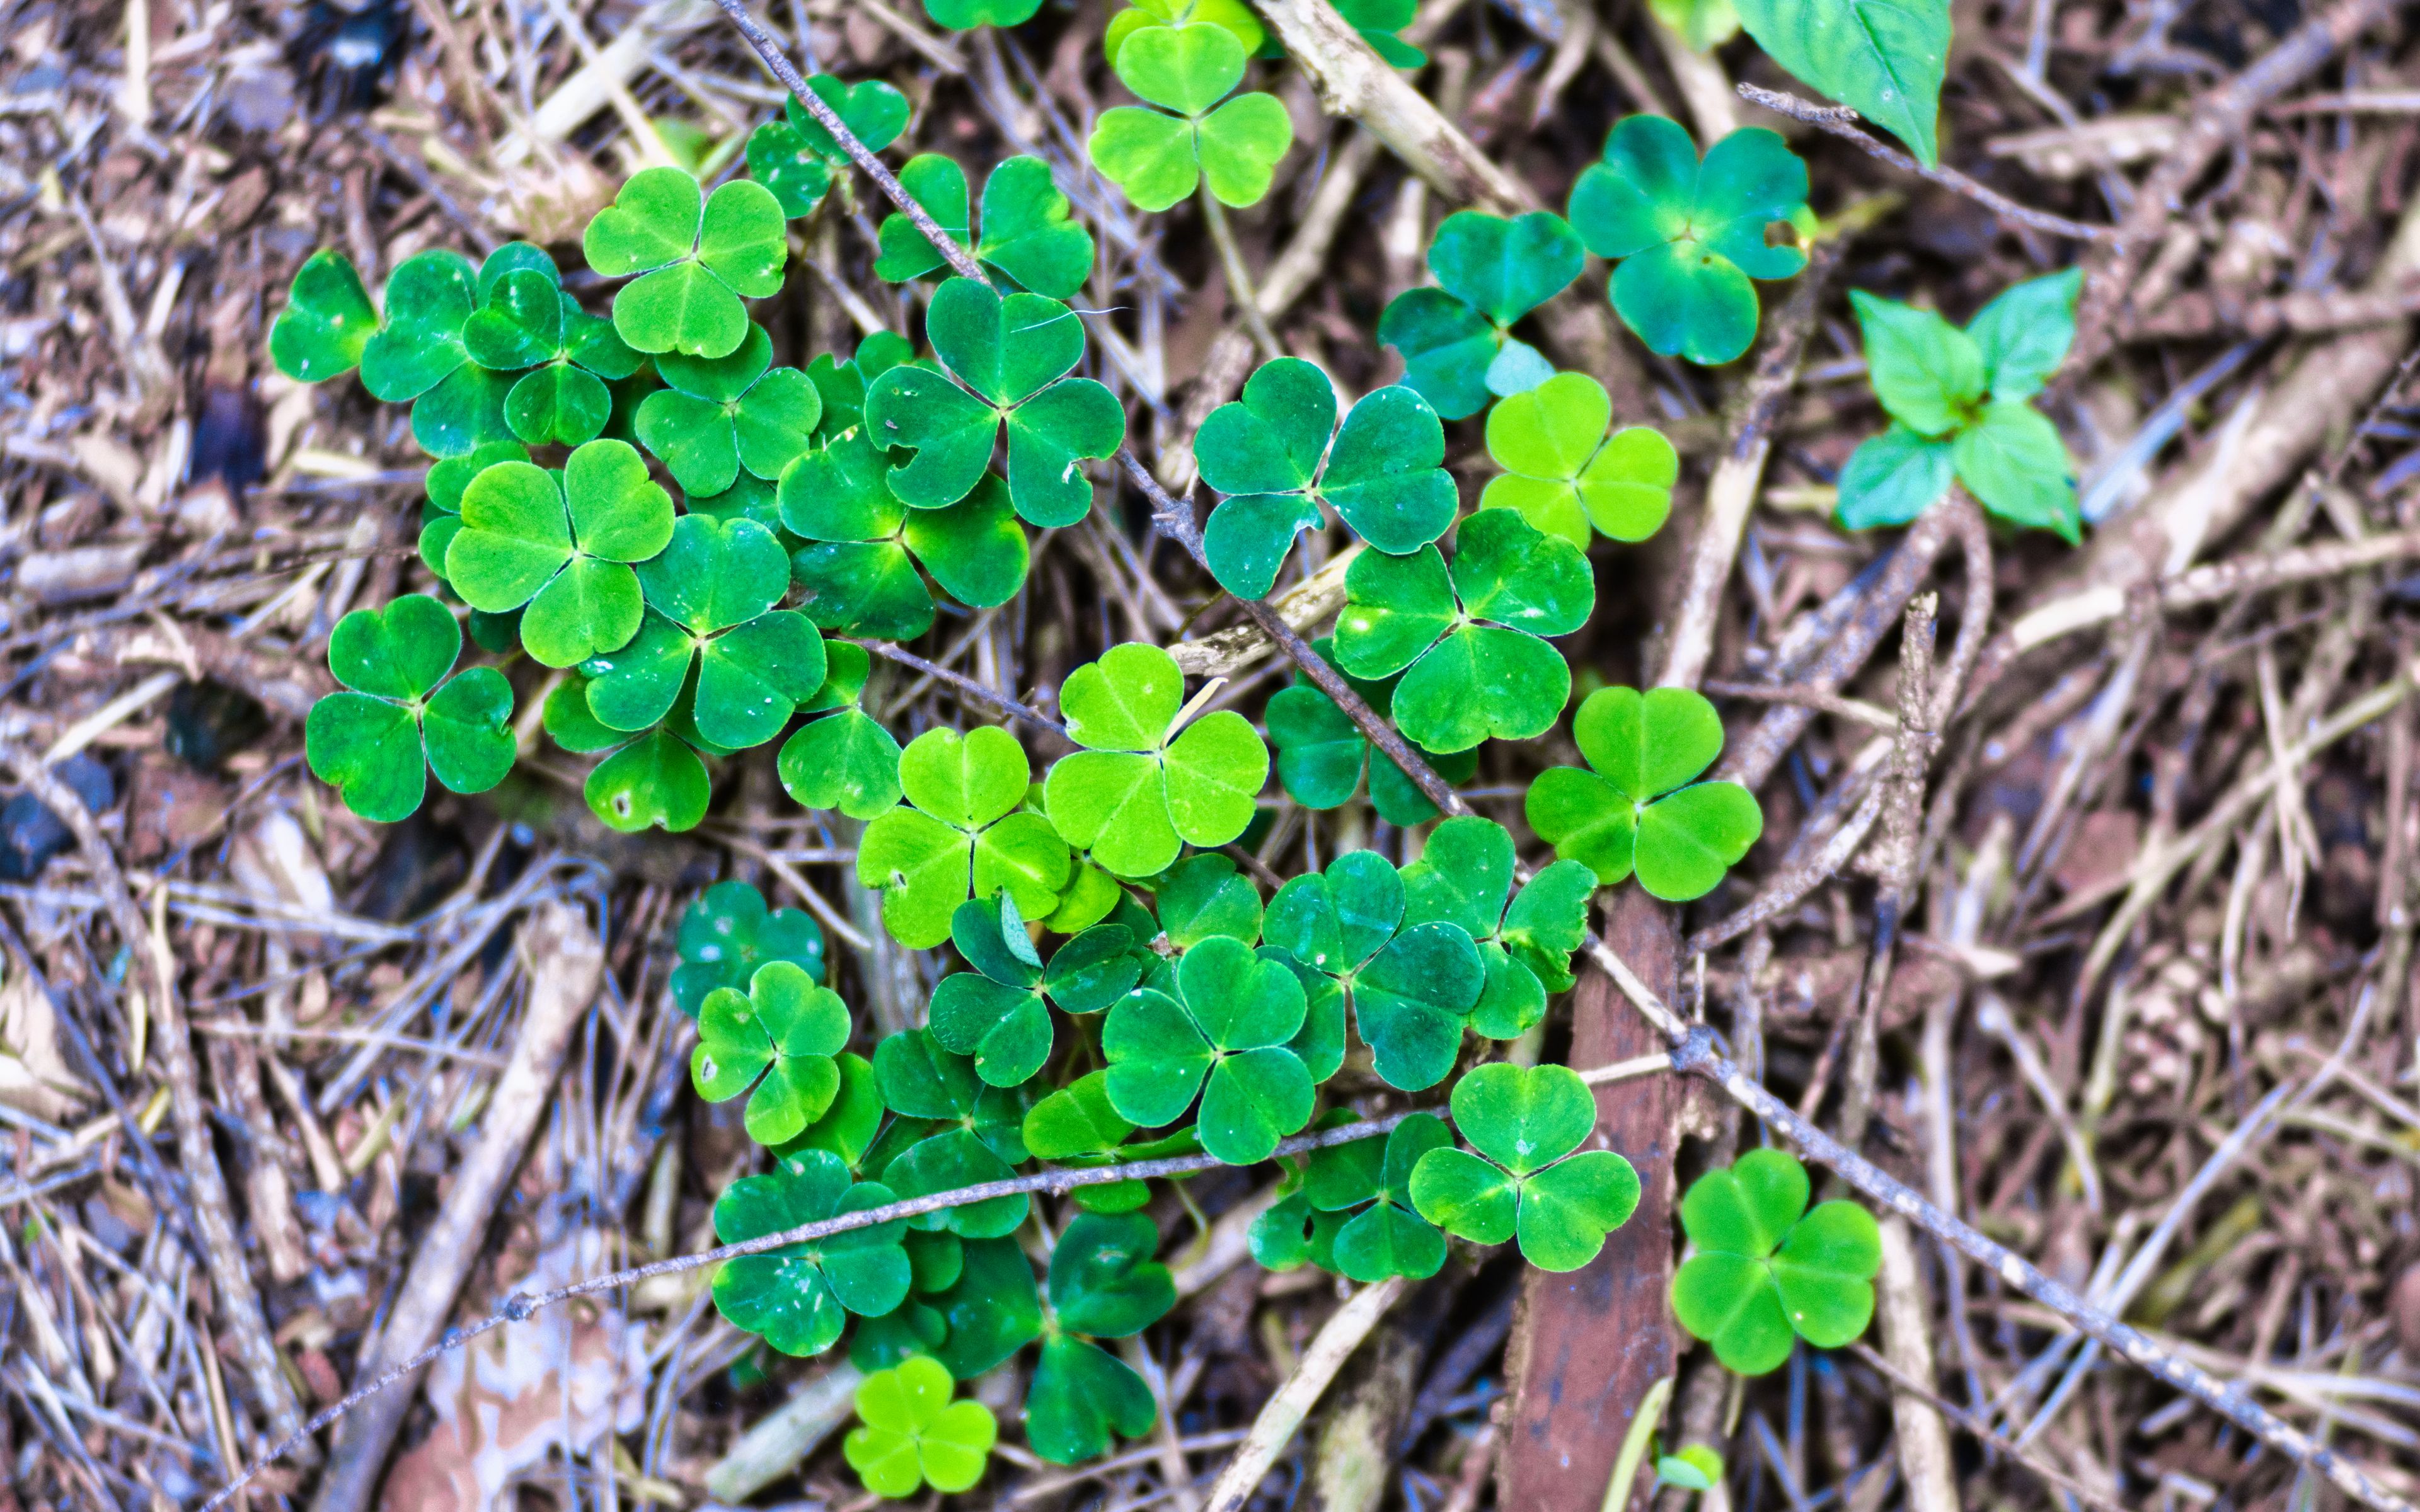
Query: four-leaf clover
[
  {"left": 1088, "top": 23, "right": 1293, "bottom": 211},
  {"left": 635, "top": 323, "right": 824, "bottom": 495},
  {"left": 1526, "top": 686, "right": 1763, "bottom": 901},
  {"left": 1671, "top": 1148, "right": 1882, "bottom": 1373},
  {"left": 1102, "top": 935, "right": 1313, "bottom": 1164},
  {"left": 584, "top": 167, "right": 786, "bottom": 358},
  {"left": 858, "top": 725, "right": 1071, "bottom": 948},
  {"left": 1042, "top": 643, "right": 1269, "bottom": 878},
  {"left": 444, "top": 438, "right": 676, "bottom": 668},
  {"left": 692, "top": 960, "right": 852, "bottom": 1145},
  {"left": 304, "top": 595, "right": 514, "bottom": 822},
  {"left": 1197, "top": 357, "right": 1456, "bottom": 598},
  {"left": 1567, "top": 117, "right": 1809, "bottom": 365},
  {"left": 1377, "top": 210, "right": 1583, "bottom": 419},
  {"left": 1409, "top": 1062, "right": 1642, "bottom": 1271},
  {"left": 843, "top": 1356, "right": 997, "bottom": 1498},
  {"left": 1482, "top": 373, "right": 1678, "bottom": 549},
  {"left": 877, "top": 155, "right": 1097, "bottom": 301},
  {"left": 1838, "top": 270, "right": 2081, "bottom": 541}
]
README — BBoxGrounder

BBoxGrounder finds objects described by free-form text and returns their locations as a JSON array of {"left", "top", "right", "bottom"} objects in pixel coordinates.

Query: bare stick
[
  {"left": 1201, "top": 1277, "right": 1411, "bottom": 1512},
  {"left": 1198, "top": 188, "right": 1286, "bottom": 364},
  {"left": 853, "top": 636, "right": 1067, "bottom": 735}
]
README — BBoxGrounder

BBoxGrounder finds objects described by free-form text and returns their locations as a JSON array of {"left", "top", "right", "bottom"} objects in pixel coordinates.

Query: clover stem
[{"left": 1196, "top": 186, "right": 1286, "bottom": 365}]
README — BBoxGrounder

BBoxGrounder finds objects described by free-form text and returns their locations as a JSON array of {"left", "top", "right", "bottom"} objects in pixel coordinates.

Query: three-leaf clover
[
  {"left": 1482, "top": 373, "right": 1678, "bottom": 548},
  {"left": 1734, "top": 0, "right": 1948, "bottom": 166},
  {"left": 1400, "top": 816, "right": 1595, "bottom": 1033},
  {"left": 1670, "top": 1148, "right": 1882, "bottom": 1373},
  {"left": 785, "top": 447, "right": 1030, "bottom": 640},
  {"left": 1102, "top": 934, "right": 1313, "bottom": 1164},
  {"left": 692, "top": 960, "right": 851, "bottom": 1144},
  {"left": 444, "top": 438, "right": 675, "bottom": 668},
  {"left": 747, "top": 74, "right": 910, "bottom": 218},
  {"left": 1334, "top": 508, "right": 1593, "bottom": 753},
  {"left": 1264, "top": 639, "right": 1477, "bottom": 825},
  {"left": 1296, "top": 1113, "right": 1453, "bottom": 1281},
  {"left": 863, "top": 278, "right": 1125, "bottom": 527},
  {"left": 1088, "top": 23, "right": 1293, "bottom": 211},
  {"left": 463, "top": 259, "right": 644, "bottom": 447},
  {"left": 1027, "top": 1212, "right": 1172, "bottom": 1464},
  {"left": 858, "top": 725, "right": 1071, "bottom": 948},
  {"left": 876, "top": 155, "right": 1097, "bottom": 301},
  {"left": 712, "top": 1149, "right": 913, "bottom": 1357},
  {"left": 930, "top": 896, "right": 1142, "bottom": 1087},
  {"left": 1409, "top": 1063, "right": 1642, "bottom": 1272},
  {"left": 584, "top": 167, "right": 786, "bottom": 358},
  {"left": 778, "top": 642, "right": 908, "bottom": 820},
  {"left": 1196, "top": 358, "right": 1456, "bottom": 598},
  {"left": 672, "top": 878, "right": 826, "bottom": 1017},
  {"left": 635, "top": 323, "right": 824, "bottom": 495},
  {"left": 1526, "top": 686, "right": 1763, "bottom": 902},
  {"left": 1042, "top": 643, "right": 1270, "bottom": 878},
  {"left": 304, "top": 595, "right": 514, "bottom": 822},
  {"left": 325, "top": 248, "right": 514, "bottom": 457},
  {"left": 873, "top": 1029, "right": 1035, "bottom": 1237},
  {"left": 1264, "top": 851, "right": 1482, "bottom": 1092},
  {"left": 1103, "top": 0, "right": 1265, "bottom": 63},
  {"left": 1377, "top": 210, "right": 1583, "bottom": 420},
  {"left": 1838, "top": 270, "right": 2081, "bottom": 541},
  {"left": 269, "top": 249, "right": 377, "bottom": 382},
  {"left": 844, "top": 1356, "right": 997, "bottom": 1498},
  {"left": 582, "top": 513, "right": 827, "bottom": 750},
  {"left": 1567, "top": 117, "right": 1810, "bottom": 365}
]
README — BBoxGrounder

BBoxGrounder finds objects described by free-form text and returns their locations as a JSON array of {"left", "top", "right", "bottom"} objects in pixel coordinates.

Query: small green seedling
[
  {"left": 444, "top": 438, "right": 676, "bottom": 668},
  {"left": 671, "top": 878, "right": 827, "bottom": 1018},
  {"left": 1102, "top": 934, "right": 1315, "bottom": 1164},
  {"left": 930, "top": 895, "right": 1142, "bottom": 1086},
  {"left": 1334, "top": 508, "right": 1594, "bottom": 753},
  {"left": 1526, "top": 686, "right": 1763, "bottom": 902},
  {"left": 1088, "top": 22, "right": 1293, "bottom": 211},
  {"left": 582, "top": 513, "right": 828, "bottom": 750},
  {"left": 464, "top": 261, "right": 643, "bottom": 447},
  {"left": 712, "top": 1150, "right": 913, "bottom": 1357},
  {"left": 747, "top": 74, "right": 910, "bottom": 217},
  {"left": 693, "top": 961, "right": 853, "bottom": 1145},
  {"left": 877, "top": 155, "right": 1097, "bottom": 301},
  {"left": 843, "top": 1356, "right": 998, "bottom": 1498},
  {"left": 785, "top": 451, "right": 1031, "bottom": 641},
  {"left": 1378, "top": 210, "right": 1584, "bottom": 419},
  {"left": 858, "top": 724, "right": 1071, "bottom": 948},
  {"left": 303, "top": 595, "right": 514, "bottom": 822},
  {"left": 778, "top": 642, "right": 908, "bottom": 820},
  {"left": 635, "top": 323, "right": 824, "bottom": 495},
  {"left": 864, "top": 277, "right": 1124, "bottom": 527},
  {"left": 1265, "top": 851, "right": 1484, "bottom": 1092},
  {"left": 1028, "top": 1212, "right": 1173, "bottom": 1463},
  {"left": 1400, "top": 816, "right": 1596, "bottom": 1030},
  {"left": 1670, "top": 1148, "right": 1882, "bottom": 1373},
  {"left": 1196, "top": 357, "right": 1456, "bottom": 598},
  {"left": 1567, "top": 117, "right": 1809, "bottom": 366},
  {"left": 1656, "top": 1444, "right": 1727, "bottom": 1492},
  {"left": 1838, "top": 270, "right": 2082, "bottom": 541},
  {"left": 1264, "top": 639, "right": 1477, "bottom": 825},
  {"left": 1482, "top": 372, "right": 1678, "bottom": 547},
  {"left": 1735, "top": 0, "right": 1948, "bottom": 166},
  {"left": 1042, "top": 642, "right": 1270, "bottom": 878},
  {"left": 584, "top": 166, "right": 786, "bottom": 358},
  {"left": 1409, "top": 1063, "right": 1642, "bottom": 1271}
]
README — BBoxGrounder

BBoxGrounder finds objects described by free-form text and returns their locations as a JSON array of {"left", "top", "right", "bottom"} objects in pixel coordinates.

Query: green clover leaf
[
  {"left": 1481, "top": 373, "right": 1678, "bottom": 548},
  {"left": 1400, "top": 816, "right": 1594, "bottom": 1033},
  {"left": 926, "top": 1237, "right": 1044, "bottom": 1380},
  {"left": 780, "top": 1050, "right": 884, "bottom": 1171},
  {"left": 1263, "top": 638, "right": 1477, "bottom": 825},
  {"left": 931, "top": 896, "right": 1141, "bottom": 1087},
  {"left": 844, "top": 1356, "right": 996, "bottom": 1498},
  {"left": 462, "top": 264, "right": 643, "bottom": 447},
  {"left": 1409, "top": 1062, "right": 1642, "bottom": 1271},
  {"left": 877, "top": 155, "right": 1097, "bottom": 301},
  {"left": 784, "top": 445, "right": 1030, "bottom": 639},
  {"left": 873, "top": 1029, "right": 1034, "bottom": 1236},
  {"left": 1103, "top": 0, "right": 1266, "bottom": 64},
  {"left": 1649, "top": 0, "right": 1741, "bottom": 50},
  {"left": 863, "top": 278, "right": 1125, "bottom": 527},
  {"left": 1264, "top": 850, "right": 1484, "bottom": 1092},
  {"left": 580, "top": 513, "right": 826, "bottom": 750},
  {"left": 585, "top": 726, "right": 714, "bottom": 833},
  {"left": 712, "top": 1149, "right": 913, "bottom": 1357},
  {"left": 672, "top": 878, "right": 826, "bottom": 1017},
  {"left": 1087, "top": 26, "right": 1293, "bottom": 211},
  {"left": 585, "top": 168, "right": 786, "bottom": 358},
  {"left": 1376, "top": 210, "right": 1582, "bottom": 420},
  {"left": 1150, "top": 853, "right": 1262, "bottom": 947},
  {"left": 359, "top": 249, "right": 478, "bottom": 403},
  {"left": 1568, "top": 117, "right": 1810, "bottom": 366},
  {"left": 1526, "top": 685, "right": 1764, "bottom": 901},
  {"left": 304, "top": 594, "right": 514, "bottom": 822},
  {"left": 1299, "top": 1113, "right": 1452, "bottom": 1281},
  {"left": 691, "top": 960, "right": 852, "bottom": 1144},
  {"left": 1334, "top": 0, "right": 1426, "bottom": 64},
  {"left": 270, "top": 249, "right": 378, "bottom": 383},
  {"left": 1022, "top": 1068, "right": 1137, "bottom": 1161},
  {"left": 1334, "top": 508, "right": 1593, "bottom": 753},
  {"left": 1102, "top": 934, "right": 1312, "bottom": 1163},
  {"left": 1670, "top": 1148, "right": 1883, "bottom": 1373},
  {"left": 1734, "top": 0, "right": 1947, "bottom": 166},
  {"left": 747, "top": 74, "right": 911, "bottom": 218},
  {"left": 779, "top": 643, "right": 907, "bottom": 820},
  {"left": 444, "top": 438, "right": 674, "bottom": 667},
  {"left": 923, "top": 0, "right": 1042, "bottom": 27},
  {"left": 1027, "top": 1211, "right": 1168, "bottom": 1463},
  {"left": 635, "top": 323, "right": 824, "bottom": 494},
  {"left": 1042, "top": 643, "right": 1270, "bottom": 877},
  {"left": 1657, "top": 1445, "right": 1728, "bottom": 1492},
  {"left": 1838, "top": 272, "right": 2081, "bottom": 541},
  {"left": 1196, "top": 358, "right": 1457, "bottom": 598},
  {"left": 858, "top": 725, "right": 1071, "bottom": 948}
]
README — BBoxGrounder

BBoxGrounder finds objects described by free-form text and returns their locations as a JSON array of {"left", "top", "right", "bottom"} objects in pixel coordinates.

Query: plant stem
[{"left": 1197, "top": 186, "right": 1284, "bottom": 364}]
